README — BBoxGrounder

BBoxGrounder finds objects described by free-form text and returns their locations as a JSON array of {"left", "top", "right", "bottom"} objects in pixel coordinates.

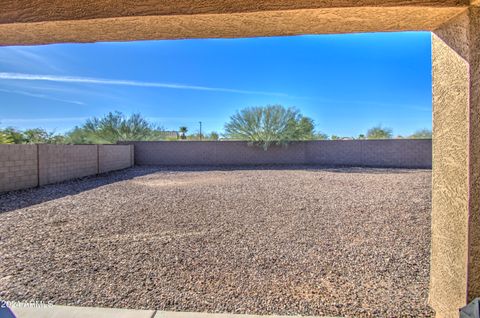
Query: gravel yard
[{"left": 0, "top": 166, "right": 432, "bottom": 317}]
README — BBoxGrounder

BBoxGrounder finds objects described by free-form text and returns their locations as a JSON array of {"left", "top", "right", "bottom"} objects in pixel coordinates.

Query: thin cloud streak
[
  {"left": 0, "top": 48, "right": 62, "bottom": 72},
  {"left": 0, "top": 88, "right": 85, "bottom": 105},
  {"left": 0, "top": 72, "right": 291, "bottom": 97},
  {"left": 0, "top": 117, "right": 88, "bottom": 124}
]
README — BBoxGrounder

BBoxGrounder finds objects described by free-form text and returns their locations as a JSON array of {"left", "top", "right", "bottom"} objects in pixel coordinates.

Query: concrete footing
[{"left": 10, "top": 304, "right": 340, "bottom": 318}]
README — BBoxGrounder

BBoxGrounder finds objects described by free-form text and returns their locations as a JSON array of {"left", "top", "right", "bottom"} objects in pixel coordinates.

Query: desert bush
[
  {"left": 409, "top": 129, "right": 432, "bottom": 139},
  {"left": 366, "top": 125, "right": 393, "bottom": 139},
  {"left": 224, "top": 105, "right": 315, "bottom": 150}
]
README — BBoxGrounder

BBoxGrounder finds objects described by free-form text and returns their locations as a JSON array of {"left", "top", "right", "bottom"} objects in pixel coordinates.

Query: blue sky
[{"left": 0, "top": 32, "right": 432, "bottom": 137}]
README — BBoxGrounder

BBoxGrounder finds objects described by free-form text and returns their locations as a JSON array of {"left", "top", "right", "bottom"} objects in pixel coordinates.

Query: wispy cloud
[
  {"left": 0, "top": 117, "right": 88, "bottom": 124},
  {"left": 0, "top": 48, "right": 62, "bottom": 72},
  {"left": 0, "top": 72, "right": 290, "bottom": 97},
  {"left": 0, "top": 88, "right": 85, "bottom": 105}
]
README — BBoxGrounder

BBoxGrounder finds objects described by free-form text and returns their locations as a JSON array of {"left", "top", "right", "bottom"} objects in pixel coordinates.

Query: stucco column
[{"left": 430, "top": 5, "right": 480, "bottom": 318}]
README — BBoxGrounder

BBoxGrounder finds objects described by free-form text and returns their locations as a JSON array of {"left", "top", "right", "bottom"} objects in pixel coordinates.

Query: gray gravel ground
[{"left": 0, "top": 166, "right": 433, "bottom": 318}]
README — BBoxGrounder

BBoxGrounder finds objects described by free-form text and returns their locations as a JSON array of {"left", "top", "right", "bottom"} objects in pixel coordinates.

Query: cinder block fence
[
  {"left": 0, "top": 144, "right": 133, "bottom": 193},
  {"left": 123, "top": 139, "right": 432, "bottom": 168},
  {"left": 1, "top": 140, "right": 431, "bottom": 193}
]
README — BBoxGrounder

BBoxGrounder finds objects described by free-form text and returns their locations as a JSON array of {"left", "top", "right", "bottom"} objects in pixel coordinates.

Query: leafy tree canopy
[
  {"left": 0, "top": 126, "right": 63, "bottom": 144},
  {"left": 209, "top": 131, "right": 220, "bottom": 141},
  {"left": 224, "top": 105, "right": 315, "bottom": 149},
  {"left": 366, "top": 125, "right": 393, "bottom": 139},
  {"left": 409, "top": 129, "right": 432, "bottom": 139},
  {"left": 1, "top": 127, "right": 26, "bottom": 144},
  {"left": 179, "top": 126, "right": 188, "bottom": 140},
  {"left": 65, "top": 112, "right": 163, "bottom": 144},
  {"left": 314, "top": 132, "right": 329, "bottom": 140},
  {"left": 0, "top": 131, "right": 13, "bottom": 144}
]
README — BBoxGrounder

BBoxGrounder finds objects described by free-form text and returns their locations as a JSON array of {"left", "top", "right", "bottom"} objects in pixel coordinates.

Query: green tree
[
  {"left": 208, "top": 131, "right": 220, "bottom": 140},
  {"left": 66, "top": 112, "right": 156, "bottom": 144},
  {"left": 366, "top": 125, "right": 393, "bottom": 139},
  {"left": 295, "top": 117, "right": 315, "bottom": 140},
  {"left": 143, "top": 128, "right": 172, "bottom": 141},
  {"left": 1, "top": 127, "right": 25, "bottom": 144},
  {"left": 0, "top": 131, "right": 13, "bottom": 144},
  {"left": 224, "top": 105, "right": 315, "bottom": 149},
  {"left": 48, "top": 134, "right": 67, "bottom": 144},
  {"left": 64, "top": 126, "right": 97, "bottom": 144},
  {"left": 179, "top": 126, "right": 188, "bottom": 140},
  {"left": 23, "top": 128, "right": 61, "bottom": 144},
  {"left": 410, "top": 129, "right": 432, "bottom": 139},
  {"left": 0, "top": 126, "right": 64, "bottom": 144},
  {"left": 314, "top": 132, "right": 329, "bottom": 140}
]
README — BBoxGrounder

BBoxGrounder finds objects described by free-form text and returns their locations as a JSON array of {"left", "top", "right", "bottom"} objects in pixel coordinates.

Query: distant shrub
[
  {"left": 0, "top": 131, "right": 13, "bottom": 144},
  {"left": 409, "top": 129, "right": 432, "bottom": 139},
  {"left": 224, "top": 105, "right": 315, "bottom": 150},
  {"left": 366, "top": 125, "right": 393, "bottom": 139}
]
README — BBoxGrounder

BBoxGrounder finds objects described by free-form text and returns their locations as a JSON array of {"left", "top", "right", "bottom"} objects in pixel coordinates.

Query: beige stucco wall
[
  {"left": 467, "top": 4, "right": 480, "bottom": 305},
  {"left": 430, "top": 6, "right": 480, "bottom": 317},
  {"left": 0, "top": 0, "right": 469, "bottom": 24},
  {"left": 0, "top": 1, "right": 469, "bottom": 46}
]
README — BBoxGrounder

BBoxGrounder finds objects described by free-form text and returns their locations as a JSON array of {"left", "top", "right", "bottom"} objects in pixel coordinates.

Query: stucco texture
[
  {"left": 0, "top": 0, "right": 470, "bottom": 23},
  {"left": 467, "top": 5, "right": 480, "bottom": 304},
  {"left": 430, "top": 7, "right": 480, "bottom": 318},
  {"left": 0, "top": 1, "right": 469, "bottom": 45},
  {"left": 1, "top": 1, "right": 480, "bottom": 318}
]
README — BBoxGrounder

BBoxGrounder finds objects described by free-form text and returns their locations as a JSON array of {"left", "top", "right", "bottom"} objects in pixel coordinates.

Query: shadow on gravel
[
  {"left": 138, "top": 164, "right": 430, "bottom": 174},
  {"left": 0, "top": 167, "right": 160, "bottom": 214},
  {"left": 318, "top": 166, "right": 432, "bottom": 174},
  {"left": 0, "top": 164, "right": 430, "bottom": 214}
]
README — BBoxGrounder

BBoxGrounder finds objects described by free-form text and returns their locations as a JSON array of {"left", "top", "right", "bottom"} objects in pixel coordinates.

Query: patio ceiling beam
[{"left": 0, "top": 0, "right": 470, "bottom": 46}]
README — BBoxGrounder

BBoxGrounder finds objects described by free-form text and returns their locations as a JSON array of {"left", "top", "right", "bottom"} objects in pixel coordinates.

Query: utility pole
[{"left": 199, "top": 121, "right": 202, "bottom": 140}]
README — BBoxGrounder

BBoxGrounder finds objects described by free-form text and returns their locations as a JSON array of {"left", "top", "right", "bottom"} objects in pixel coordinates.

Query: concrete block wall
[
  {"left": 129, "top": 141, "right": 306, "bottom": 166},
  {"left": 0, "top": 144, "right": 133, "bottom": 193},
  {"left": 125, "top": 139, "right": 432, "bottom": 168},
  {"left": 305, "top": 139, "right": 433, "bottom": 168},
  {"left": 0, "top": 145, "right": 38, "bottom": 192},
  {"left": 214, "top": 141, "right": 306, "bottom": 165},
  {"left": 305, "top": 141, "right": 364, "bottom": 166},
  {"left": 99, "top": 145, "right": 133, "bottom": 173},
  {"left": 38, "top": 144, "right": 98, "bottom": 185}
]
